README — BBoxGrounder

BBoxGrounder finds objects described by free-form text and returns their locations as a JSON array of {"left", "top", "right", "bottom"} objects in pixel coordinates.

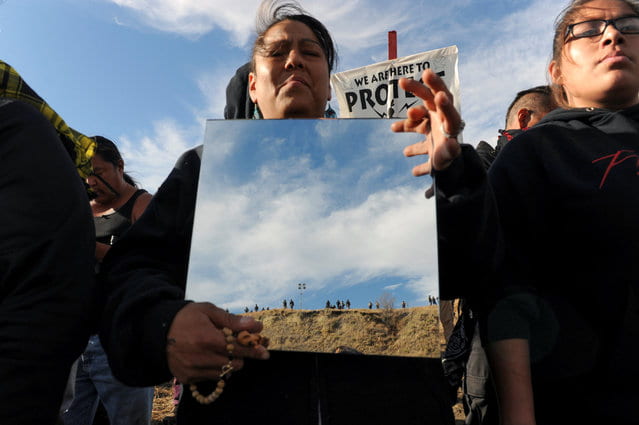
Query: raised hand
[{"left": 391, "top": 69, "right": 464, "bottom": 176}]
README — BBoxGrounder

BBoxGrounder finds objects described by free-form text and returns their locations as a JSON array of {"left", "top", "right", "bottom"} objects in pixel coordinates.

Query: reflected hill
[{"left": 245, "top": 305, "right": 442, "bottom": 358}]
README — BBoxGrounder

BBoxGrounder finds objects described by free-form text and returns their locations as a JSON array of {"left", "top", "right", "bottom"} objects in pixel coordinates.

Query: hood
[{"left": 537, "top": 102, "right": 639, "bottom": 128}]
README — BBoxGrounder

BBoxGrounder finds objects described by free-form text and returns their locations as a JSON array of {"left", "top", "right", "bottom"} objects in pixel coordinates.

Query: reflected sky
[{"left": 186, "top": 119, "right": 438, "bottom": 313}]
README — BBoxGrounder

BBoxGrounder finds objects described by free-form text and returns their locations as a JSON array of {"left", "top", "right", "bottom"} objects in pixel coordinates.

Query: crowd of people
[
  {"left": 2, "top": 0, "right": 639, "bottom": 424},
  {"left": 242, "top": 298, "right": 421, "bottom": 312}
]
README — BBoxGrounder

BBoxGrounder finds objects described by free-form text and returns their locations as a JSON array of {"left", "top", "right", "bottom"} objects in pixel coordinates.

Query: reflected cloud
[{"left": 187, "top": 119, "right": 437, "bottom": 312}]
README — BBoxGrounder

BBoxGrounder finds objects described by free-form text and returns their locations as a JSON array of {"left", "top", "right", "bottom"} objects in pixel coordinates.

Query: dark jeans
[
  {"left": 62, "top": 335, "right": 154, "bottom": 425},
  {"left": 463, "top": 323, "right": 498, "bottom": 425}
]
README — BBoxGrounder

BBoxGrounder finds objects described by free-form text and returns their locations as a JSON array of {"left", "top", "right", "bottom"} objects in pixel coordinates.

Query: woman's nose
[
  {"left": 601, "top": 23, "right": 626, "bottom": 46},
  {"left": 285, "top": 49, "right": 304, "bottom": 70}
]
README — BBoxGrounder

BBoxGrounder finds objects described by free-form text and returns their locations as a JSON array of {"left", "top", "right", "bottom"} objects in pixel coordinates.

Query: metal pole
[
  {"left": 388, "top": 31, "right": 397, "bottom": 60},
  {"left": 297, "top": 283, "right": 306, "bottom": 309}
]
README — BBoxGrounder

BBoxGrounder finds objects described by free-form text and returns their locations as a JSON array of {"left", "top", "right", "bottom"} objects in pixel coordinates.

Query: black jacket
[
  {"left": 436, "top": 104, "right": 639, "bottom": 424},
  {"left": 0, "top": 99, "right": 96, "bottom": 424},
  {"left": 475, "top": 128, "right": 523, "bottom": 170},
  {"left": 99, "top": 147, "right": 201, "bottom": 385}
]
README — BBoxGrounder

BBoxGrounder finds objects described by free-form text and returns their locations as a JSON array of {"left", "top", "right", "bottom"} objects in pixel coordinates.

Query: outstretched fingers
[
  {"left": 391, "top": 69, "right": 464, "bottom": 176},
  {"left": 430, "top": 91, "right": 462, "bottom": 170},
  {"left": 399, "top": 76, "right": 437, "bottom": 111},
  {"left": 391, "top": 104, "right": 430, "bottom": 134}
]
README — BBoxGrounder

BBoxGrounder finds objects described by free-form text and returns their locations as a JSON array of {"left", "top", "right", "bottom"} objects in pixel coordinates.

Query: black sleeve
[
  {"left": 433, "top": 144, "right": 503, "bottom": 309},
  {"left": 98, "top": 146, "right": 202, "bottom": 386},
  {"left": 474, "top": 140, "right": 496, "bottom": 171}
]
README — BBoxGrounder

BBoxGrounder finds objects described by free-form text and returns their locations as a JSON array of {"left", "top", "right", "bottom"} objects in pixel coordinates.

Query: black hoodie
[{"left": 438, "top": 104, "right": 639, "bottom": 424}]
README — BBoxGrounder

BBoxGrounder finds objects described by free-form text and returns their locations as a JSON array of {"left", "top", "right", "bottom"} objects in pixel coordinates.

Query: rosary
[{"left": 189, "top": 328, "right": 268, "bottom": 405}]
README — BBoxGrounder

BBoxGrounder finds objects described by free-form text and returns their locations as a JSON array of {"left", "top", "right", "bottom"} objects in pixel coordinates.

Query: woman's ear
[
  {"left": 249, "top": 72, "right": 258, "bottom": 103},
  {"left": 549, "top": 60, "right": 562, "bottom": 85}
]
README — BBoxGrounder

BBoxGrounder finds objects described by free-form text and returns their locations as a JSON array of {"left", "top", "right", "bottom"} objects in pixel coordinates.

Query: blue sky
[{"left": 0, "top": 0, "right": 567, "bottom": 309}]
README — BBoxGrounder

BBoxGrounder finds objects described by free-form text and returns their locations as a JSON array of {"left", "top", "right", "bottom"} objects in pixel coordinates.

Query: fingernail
[{"left": 239, "top": 316, "right": 255, "bottom": 325}]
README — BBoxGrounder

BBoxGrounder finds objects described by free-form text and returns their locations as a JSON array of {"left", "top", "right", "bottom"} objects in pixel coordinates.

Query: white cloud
[
  {"left": 118, "top": 118, "right": 198, "bottom": 192},
  {"left": 106, "top": 0, "right": 261, "bottom": 43},
  {"left": 117, "top": 60, "right": 246, "bottom": 193},
  {"left": 194, "top": 68, "right": 233, "bottom": 121},
  {"left": 103, "top": 0, "right": 467, "bottom": 57},
  {"left": 188, "top": 185, "right": 437, "bottom": 310}
]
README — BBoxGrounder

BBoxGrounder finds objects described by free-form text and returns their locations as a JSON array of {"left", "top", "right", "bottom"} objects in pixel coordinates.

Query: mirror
[{"left": 186, "top": 118, "right": 441, "bottom": 358}]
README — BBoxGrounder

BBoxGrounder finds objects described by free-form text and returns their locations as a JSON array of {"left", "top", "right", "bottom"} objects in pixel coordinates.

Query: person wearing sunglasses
[{"left": 392, "top": 0, "right": 639, "bottom": 424}]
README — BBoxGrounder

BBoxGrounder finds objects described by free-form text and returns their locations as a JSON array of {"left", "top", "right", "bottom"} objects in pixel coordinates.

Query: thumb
[{"left": 202, "top": 303, "right": 264, "bottom": 334}]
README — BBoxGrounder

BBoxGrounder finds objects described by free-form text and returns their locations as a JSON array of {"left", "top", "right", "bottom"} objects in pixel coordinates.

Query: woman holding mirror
[{"left": 99, "top": 0, "right": 336, "bottom": 397}]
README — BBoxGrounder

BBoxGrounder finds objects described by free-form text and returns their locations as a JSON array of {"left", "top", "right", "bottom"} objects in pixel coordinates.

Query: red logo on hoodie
[{"left": 592, "top": 150, "right": 639, "bottom": 189}]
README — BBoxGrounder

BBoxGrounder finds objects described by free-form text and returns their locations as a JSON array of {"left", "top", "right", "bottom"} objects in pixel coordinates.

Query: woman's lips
[
  {"left": 284, "top": 75, "right": 309, "bottom": 88},
  {"left": 601, "top": 52, "right": 631, "bottom": 66}
]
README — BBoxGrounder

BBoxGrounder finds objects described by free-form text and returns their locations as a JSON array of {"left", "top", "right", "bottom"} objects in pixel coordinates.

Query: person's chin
[
  {"left": 278, "top": 98, "right": 318, "bottom": 118},
  {"left": 604, "top": 70, "right": 639, "bottom": 90}
]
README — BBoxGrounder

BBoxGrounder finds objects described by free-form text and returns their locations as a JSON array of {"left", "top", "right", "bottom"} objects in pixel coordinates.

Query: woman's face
[
  {"left": 550, "top": 0, "right": 639, "bottom": 109},
  {"left": 249, "top": 19, "right": 331, "bottom": 119},
  {"left": 87, "top": 154, "right": 123, "bottom": 204}
]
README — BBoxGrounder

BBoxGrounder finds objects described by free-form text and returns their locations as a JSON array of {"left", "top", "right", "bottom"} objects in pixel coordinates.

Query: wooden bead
[
  {"left": 190, "top": 326, "right": 252, "bottom": 406},
  {"left": 191, "top": 376, "right": 229, "bottom": 405}
]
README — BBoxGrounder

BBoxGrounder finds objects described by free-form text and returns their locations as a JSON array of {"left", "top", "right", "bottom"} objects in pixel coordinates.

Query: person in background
[
  {"left": 62, "top": 137, "right": 153, "bottom": 425},
  {"left": 392, "top": 0, "right": 639, "bottom": 423},
  {"left": 475, "top": 85, "right": 556, "bottom": 168}
]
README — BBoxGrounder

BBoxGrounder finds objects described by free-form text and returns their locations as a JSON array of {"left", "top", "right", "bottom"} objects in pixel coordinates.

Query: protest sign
[{"left": 331, "top": 45, "right": 459, "bottom": 119}]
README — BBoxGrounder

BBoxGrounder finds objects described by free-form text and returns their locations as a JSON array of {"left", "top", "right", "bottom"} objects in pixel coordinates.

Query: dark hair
[
  {"left": 251, "top": 0, "right": 337, "bottom": 73},
  {"left": 504, "top": 85, "right": 555, "bottom": 127},
  {"left": 92, "top": 135, "right": 136, "bottom": 187},
  {"left": 550, "top": 0, "right": 639, "bottom": 107}
]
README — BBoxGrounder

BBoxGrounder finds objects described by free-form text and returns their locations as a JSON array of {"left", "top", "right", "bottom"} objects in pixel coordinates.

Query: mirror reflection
[{"left": 186, "top": 118, "right": 440, "bottom": 357}]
